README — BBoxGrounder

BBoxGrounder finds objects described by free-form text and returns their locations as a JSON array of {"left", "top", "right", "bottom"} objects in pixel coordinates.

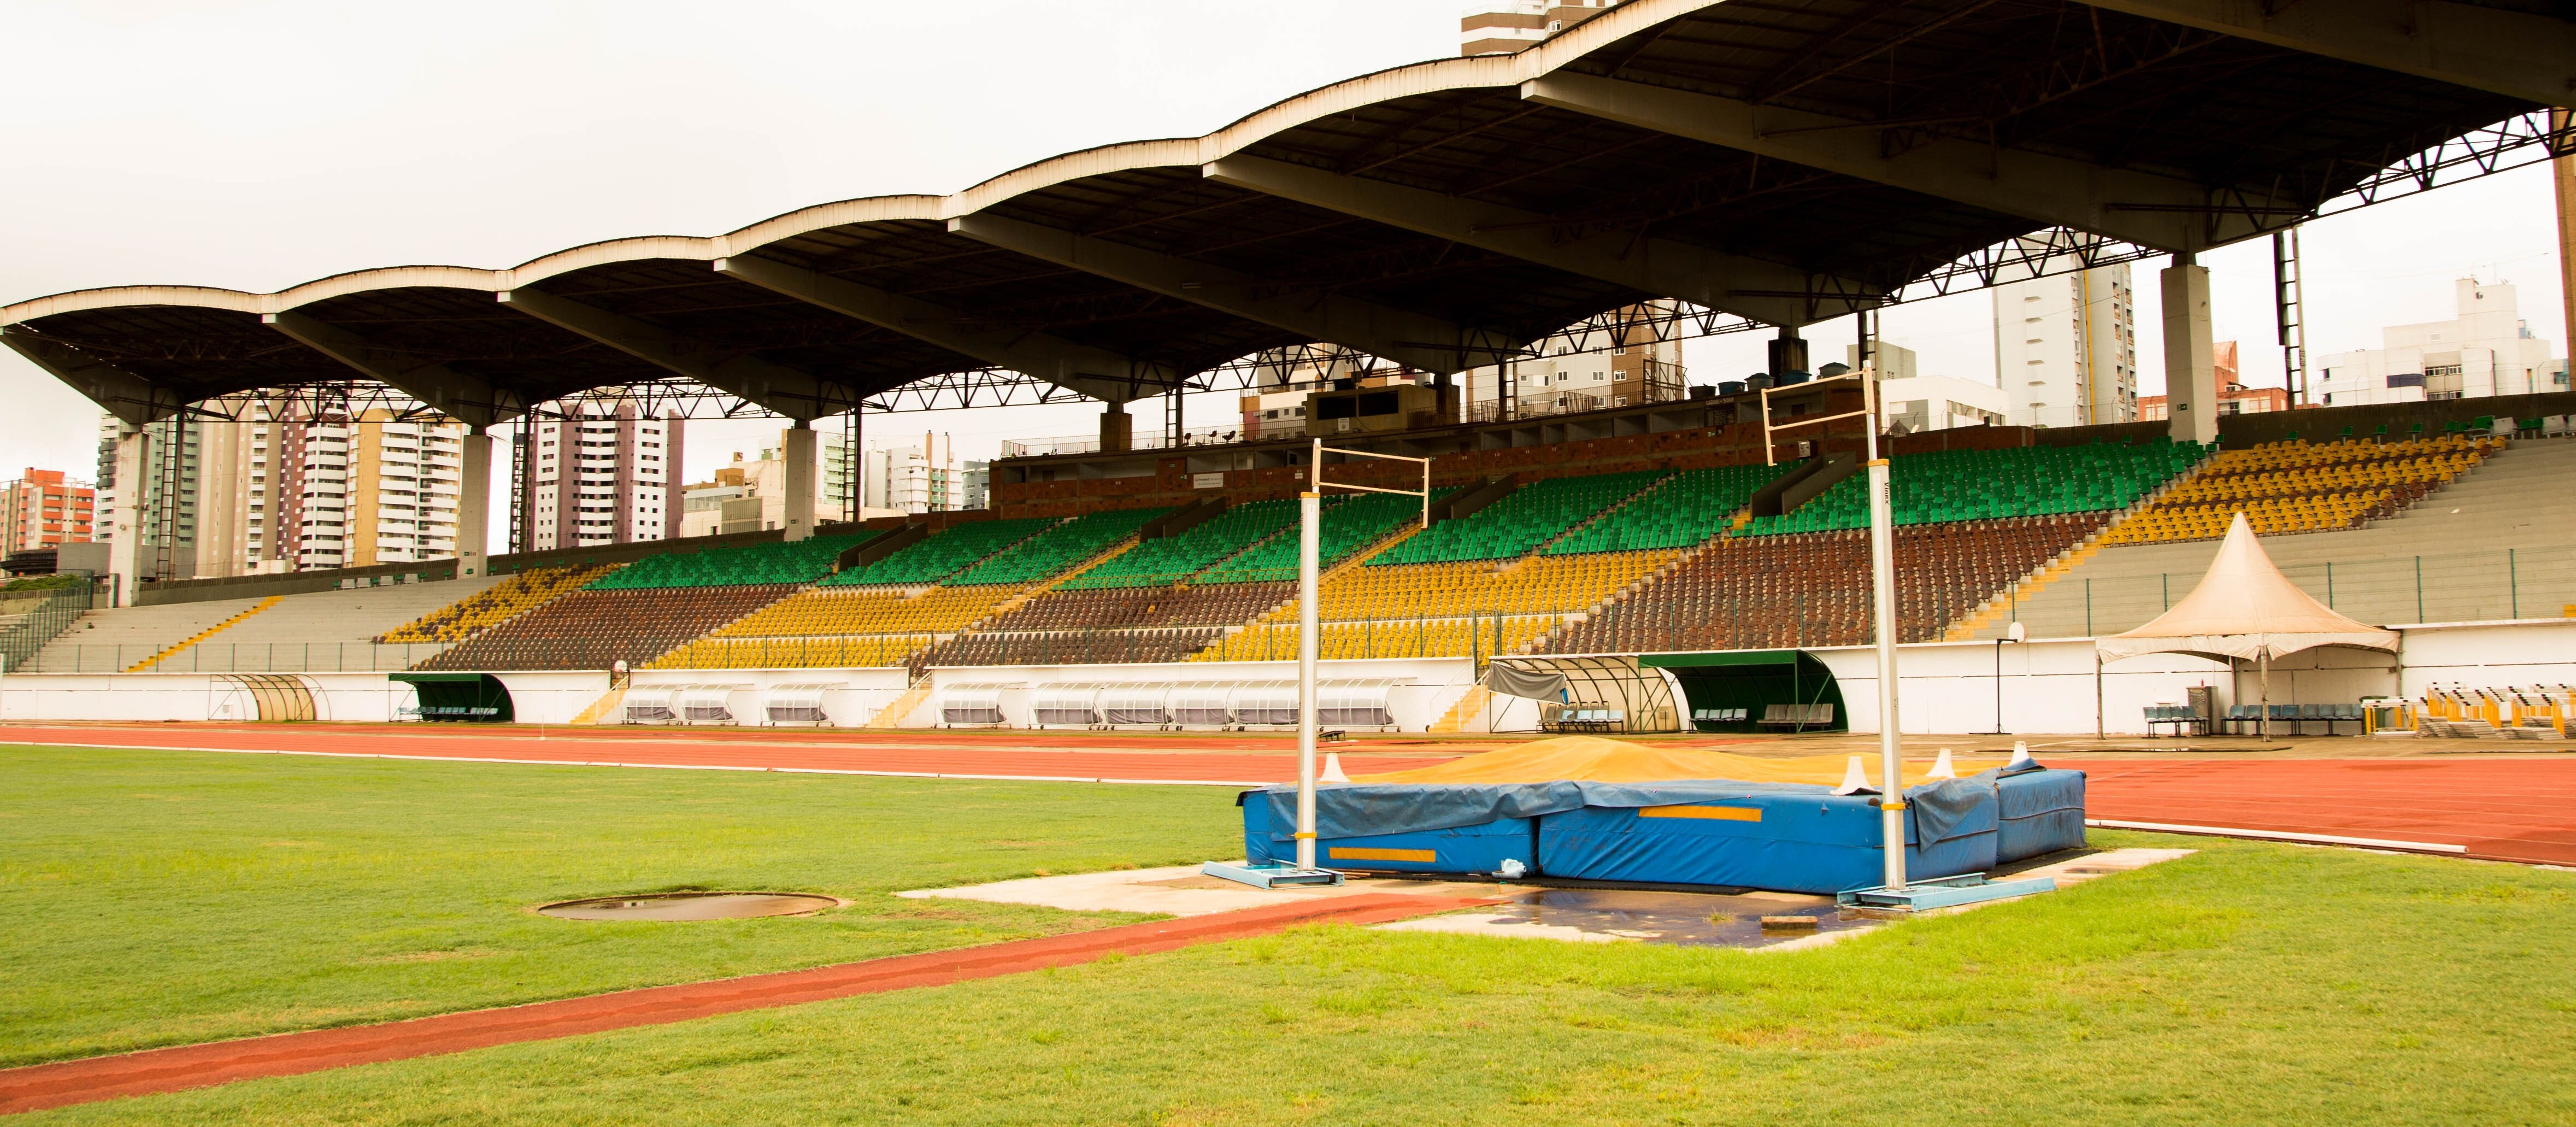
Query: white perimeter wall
[{"left": 5, "top": 620, "right": 2568, "bottom": 732}]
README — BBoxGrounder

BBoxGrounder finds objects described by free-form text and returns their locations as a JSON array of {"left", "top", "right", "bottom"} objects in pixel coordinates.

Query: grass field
[
  {"left": 11, "top": 745, "right": 2576, "bottom": 1125},
  {"left": 0, "top": 743, "right": 1239, "bottom": 1066}
]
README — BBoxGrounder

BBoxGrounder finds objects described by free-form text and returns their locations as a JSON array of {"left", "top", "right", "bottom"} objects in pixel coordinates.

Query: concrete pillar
[
  {"left": 2553, "top": 109, "right": 2575, "bottom": 358},
  {"left": 1766, "top": 326, "right": 1808, "bottom": 378},
  {"left": 2161, "top": 255, "right": 2219, "bottom": 445},
  {"left": 781, "top": 421, "right": 817, "bottom": 542},
  {"left": 456, "top": 429, "right": 491, "bottom": 576},
  {"left": 107, "top": 425, "right": 147, "bottom": 608},
  {"left": 1099, "top": 401, "right": 1132, "bottom": 453}
]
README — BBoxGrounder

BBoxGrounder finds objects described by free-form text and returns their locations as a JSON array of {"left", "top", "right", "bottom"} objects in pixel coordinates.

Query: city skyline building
[
  {"left": 518, "top": 400, "right": 684, "bottom": 552},
  {"left": 1850, "top": 342, "right": 2009, "bottom": 433},
  {"left": 2313, "top": 278, "right": 2566, "bottom": 407},
  {"left": 1992, "top": 259, "right": 2139, "bottom": 429},
  {"left": 1460, "top": 1, "right": 1626, "bottom": 55},
  {"left": 1, "top": 468, "right": 95, "bottom": 553}
]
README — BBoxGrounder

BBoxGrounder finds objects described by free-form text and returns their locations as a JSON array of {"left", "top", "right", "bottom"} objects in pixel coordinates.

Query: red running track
[
  {"left": 2078, "top": 758, "right": 2576, "bottom": 866},
  {"left": 7, "top": 724, "right": 2573, "bottom": 864},
  {"left": 0, "top": 723, "right": 1457, "bottom": 785},
  {"left": 0, "top": 892, "right": 1494, "bottom": 1116}
]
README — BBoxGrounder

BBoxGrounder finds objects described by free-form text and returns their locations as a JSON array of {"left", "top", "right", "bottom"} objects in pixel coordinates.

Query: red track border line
[{"left": 0, "top": 892, "right": 1493, "bottom": 1116}]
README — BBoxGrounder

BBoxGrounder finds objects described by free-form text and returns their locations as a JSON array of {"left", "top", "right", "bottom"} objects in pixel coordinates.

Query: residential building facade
[
  {"left": 1849, "top": 343, "right": 2009, "bottom": 433},
  {"left": 1461, "top": 1, "right": 1627, "bottom": 55},
  {"left": 1, "top": 468, "right": 95, "bottom": 552},
  {"left": 519, "top": 400, "right": 684, "bottom": 551},
  {"left": 2313, "top": 278, "right": 2566, "bottom": 407},
  {"left": 1991, "top": 261, "right": 2138, "bottom": 429}
]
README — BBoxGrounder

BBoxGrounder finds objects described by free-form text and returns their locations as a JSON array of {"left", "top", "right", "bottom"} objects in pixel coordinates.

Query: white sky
[{"left": 2, "top": 1, "right": 2563, "bottom": 537}]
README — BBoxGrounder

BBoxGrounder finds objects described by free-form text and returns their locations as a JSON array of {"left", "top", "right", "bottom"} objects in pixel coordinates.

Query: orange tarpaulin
[{"left": 1357, "top": 735, "right": 1981, "bottom": 788}]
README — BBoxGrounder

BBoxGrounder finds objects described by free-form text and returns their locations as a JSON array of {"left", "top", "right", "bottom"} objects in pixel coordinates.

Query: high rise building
[
  {"left": 272, "top": 408, "right": 466, "bottom": 570},
  {"left": 95, "top": 414, "right": 202, "bottom": 579},
  {"left": 2314, "top": 278, "right": 2566, "bottom": 406},
  {"left": 519, "top": 400, "right": 684, "bottom": 551},
  {"left": 98, "top": 399, "right": 475, "bottom": 577},
  {"left": 866, "top": 432, "right": 962, "bottom": 514},
  {"left": 1, "top": 468, "right": 96, "bottom": 553},
  {"left": 1992, "top": 261, "right": 2138, "bottom": 429},
  {"left": 1461, "top": 1, "right": 1626, "bottom": 55}
]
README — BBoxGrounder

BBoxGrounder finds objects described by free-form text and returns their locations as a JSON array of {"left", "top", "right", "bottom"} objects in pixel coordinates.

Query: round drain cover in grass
[{"left": 538, "top": 893, "right": 837, "bottom": 921}]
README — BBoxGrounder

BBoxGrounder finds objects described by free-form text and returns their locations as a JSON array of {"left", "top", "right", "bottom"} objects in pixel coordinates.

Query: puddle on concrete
[
  {"left": 538, "top": 893, "right": 837, "bottom": 921},
  {"left": 1440, "top": 887, "right": 1877, "bottom": 949}
]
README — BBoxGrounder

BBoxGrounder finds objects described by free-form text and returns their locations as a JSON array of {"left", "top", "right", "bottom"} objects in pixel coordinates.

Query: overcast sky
[{"left": 3, "top": 1, "right": 2563, "bottom": 519}]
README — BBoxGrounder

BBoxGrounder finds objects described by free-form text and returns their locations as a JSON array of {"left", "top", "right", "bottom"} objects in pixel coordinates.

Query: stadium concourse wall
[{"left": 5, "top": 622, "right": 2567, "bottom": 732}]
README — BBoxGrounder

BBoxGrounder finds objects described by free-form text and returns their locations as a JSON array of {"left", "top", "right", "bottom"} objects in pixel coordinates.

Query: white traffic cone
[
  {"left": 1320, "top": 752, "right": 1351, "bottom": 784},
  {"left": 1929, "top": 748, "right": 1957, "bottom": 779},
  {"left": 2008, "top": 741, "right": 2033, "bottom": 767},
  {"left": 1831, "top": 754, "right": 1873, "bottom": 795}
]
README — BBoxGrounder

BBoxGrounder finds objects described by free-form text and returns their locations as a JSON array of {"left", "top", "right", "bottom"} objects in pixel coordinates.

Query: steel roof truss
[
  {"left": 260, "top": 310, "right": 522, "bottom": 430},
  {"left": 2075, "top": 0, "right": 2574, "bottom": 109},
  {"left": 946, "top": 213, "right": 1524, "bottom": 375},
  {"left": 495, "top": 287, "right": 854, "bottom": 422},
  {"left": 0, "top": 327, "right": 183, "bottom": 426},
  {"left": 1523, "top": 71, "right": 2296, "bottom": 251},
  {"left": 1205, "top": 154, "right": 1873, "bottom": 327},
  {"left": 712, "top": 255, "right": 1175, "bottom": 404}
]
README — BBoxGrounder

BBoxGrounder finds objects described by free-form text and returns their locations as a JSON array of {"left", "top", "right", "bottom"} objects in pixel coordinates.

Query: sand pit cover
[{"left": 1359, "top": 736, "right": 1961, "bottom": 788}]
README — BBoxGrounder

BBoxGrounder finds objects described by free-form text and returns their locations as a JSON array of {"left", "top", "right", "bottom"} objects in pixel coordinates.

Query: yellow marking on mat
[
  {"left": 1327, "top": 847, "right": 1437, "bottom": 862},
  {"left": 1638, "top": 805, "right": 1762, "bottom": 823}
]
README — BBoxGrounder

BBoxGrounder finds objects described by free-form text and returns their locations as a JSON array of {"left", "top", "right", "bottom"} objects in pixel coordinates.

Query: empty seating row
[
  {"left": 650, "top": 633, "right": 937, "bottom": 670},
  {"left": 1190, "top": 615, "right": 1557, "bottom": 662},
  {"left": 378, "top": 565, "right": 616, "bottom": 644},
  {"left": 1192, "top": 491, "right": 1428, "bottom": 585},
  {"left": 1544, "top": 463, "right": 1789, "bottom": 555},
  {"left": 2098, "top": 436, "right": 2499, "bottom": 545},
  {"left": 911, "top": 627, "right": 1226, "bottom": 671},
  {"left": 1063, "top": 499, "right": 1301, "bottom": 589},
  {"left": 1739, "top": 438, "right": 2201, "bottom": 536},
  {"left": 1374, "top": 471, "right": 1663, "bottom": 565},
  {"left": 707, "top": 586, "right": 1013, "bottom": 639},
  {"left": 1294, "top": 551, "right": 1678, "bottom": 623},
  {"left": 1544, "top": 514, "right": 2103, "bottom": 654},
  {"left": 821, "top": 518, "right": 1055, "bottom": 586},
  {"left": 588, "top": 533, "right": 874, "bottom": 590},
  {"left": 416, "top": 585, "right": 798, "bottom": 671},
  {"left": 946, "top": 507, "right": 1167, "bottom": 586},
  {"left": 978, "top": 582, "right": 1294, "bottom": 633}
]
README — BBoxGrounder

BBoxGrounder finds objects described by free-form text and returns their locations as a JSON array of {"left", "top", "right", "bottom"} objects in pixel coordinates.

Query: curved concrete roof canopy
[{"left": 3, "top": 0, "right": 2553, "bottom": 426}]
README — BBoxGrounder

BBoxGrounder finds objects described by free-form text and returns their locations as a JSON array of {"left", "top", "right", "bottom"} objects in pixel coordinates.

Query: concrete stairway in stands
[
  {"left": 111, "top": 577, "right": 502, "bottom": 674},
  {"left": 27, "top": 595, "right": 275, "bottom": 673},
  {"left": 1972, "top": 438, "right": 2576, "bottom": 639}
]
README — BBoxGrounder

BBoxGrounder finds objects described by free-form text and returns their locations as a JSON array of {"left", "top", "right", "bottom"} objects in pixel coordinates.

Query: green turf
[
  {"left": 29, "top": 831, "right": 2576, "bottom": 1126},
  {"left": 0, "top": 744, "right": 1240, "bottom": 1068}
]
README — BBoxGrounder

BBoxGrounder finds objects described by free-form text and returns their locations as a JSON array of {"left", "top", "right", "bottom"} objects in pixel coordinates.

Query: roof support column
[
  {"left": 2162, "top": 255, "right": 2219, "bottom": 445},
  {"left": 106, "top": 425, "right": 148, "bottom": 608},
  {"left": 1100, "top": 401, "right": 1132, "bottom": 454},
  {"left": 455, "top": 429, "right": 492, "bottom": 577},
  {"left": 781, "top": 421, "right": 817, "bottom": 542}
]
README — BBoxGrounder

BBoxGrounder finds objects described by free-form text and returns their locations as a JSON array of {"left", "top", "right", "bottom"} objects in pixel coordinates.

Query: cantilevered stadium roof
[{"left": 7, "top": 0, "right": 2565, "bottom": 425}]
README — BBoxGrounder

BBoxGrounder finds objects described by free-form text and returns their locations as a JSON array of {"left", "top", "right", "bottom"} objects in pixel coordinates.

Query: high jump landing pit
[{"left": 538, "top": 893, "right": 840, "bottom": 921}]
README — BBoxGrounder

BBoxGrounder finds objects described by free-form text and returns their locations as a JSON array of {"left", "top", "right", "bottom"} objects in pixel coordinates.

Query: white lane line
[
  {"left": 4, "top": 741, "right": 1263, "bottom": 786},
  {"left": 2088, "top": 818, "right": 2469, "bottom": 853}
]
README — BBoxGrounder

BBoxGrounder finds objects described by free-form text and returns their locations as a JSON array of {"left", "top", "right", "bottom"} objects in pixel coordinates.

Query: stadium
[{"left": 2, "top": 1, "right": 2574, "bottom": 1122}]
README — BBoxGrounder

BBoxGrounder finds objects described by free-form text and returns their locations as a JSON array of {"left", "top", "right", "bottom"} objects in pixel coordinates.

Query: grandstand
[
  {"left": 41, "top": 419, "right": 2562, "bottom": 686},
  {"left": 1973, "top": 435, "right": 2576, "bottom": 640}
]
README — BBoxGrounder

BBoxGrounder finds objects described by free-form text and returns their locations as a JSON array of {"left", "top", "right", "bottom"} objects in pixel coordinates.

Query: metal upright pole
[
  {"left": 1297, "top": 439, "right": 1323, "bottom": 872},
  {"left": 1861, "top": 312, "right": 1907, "bottom": 892}
]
